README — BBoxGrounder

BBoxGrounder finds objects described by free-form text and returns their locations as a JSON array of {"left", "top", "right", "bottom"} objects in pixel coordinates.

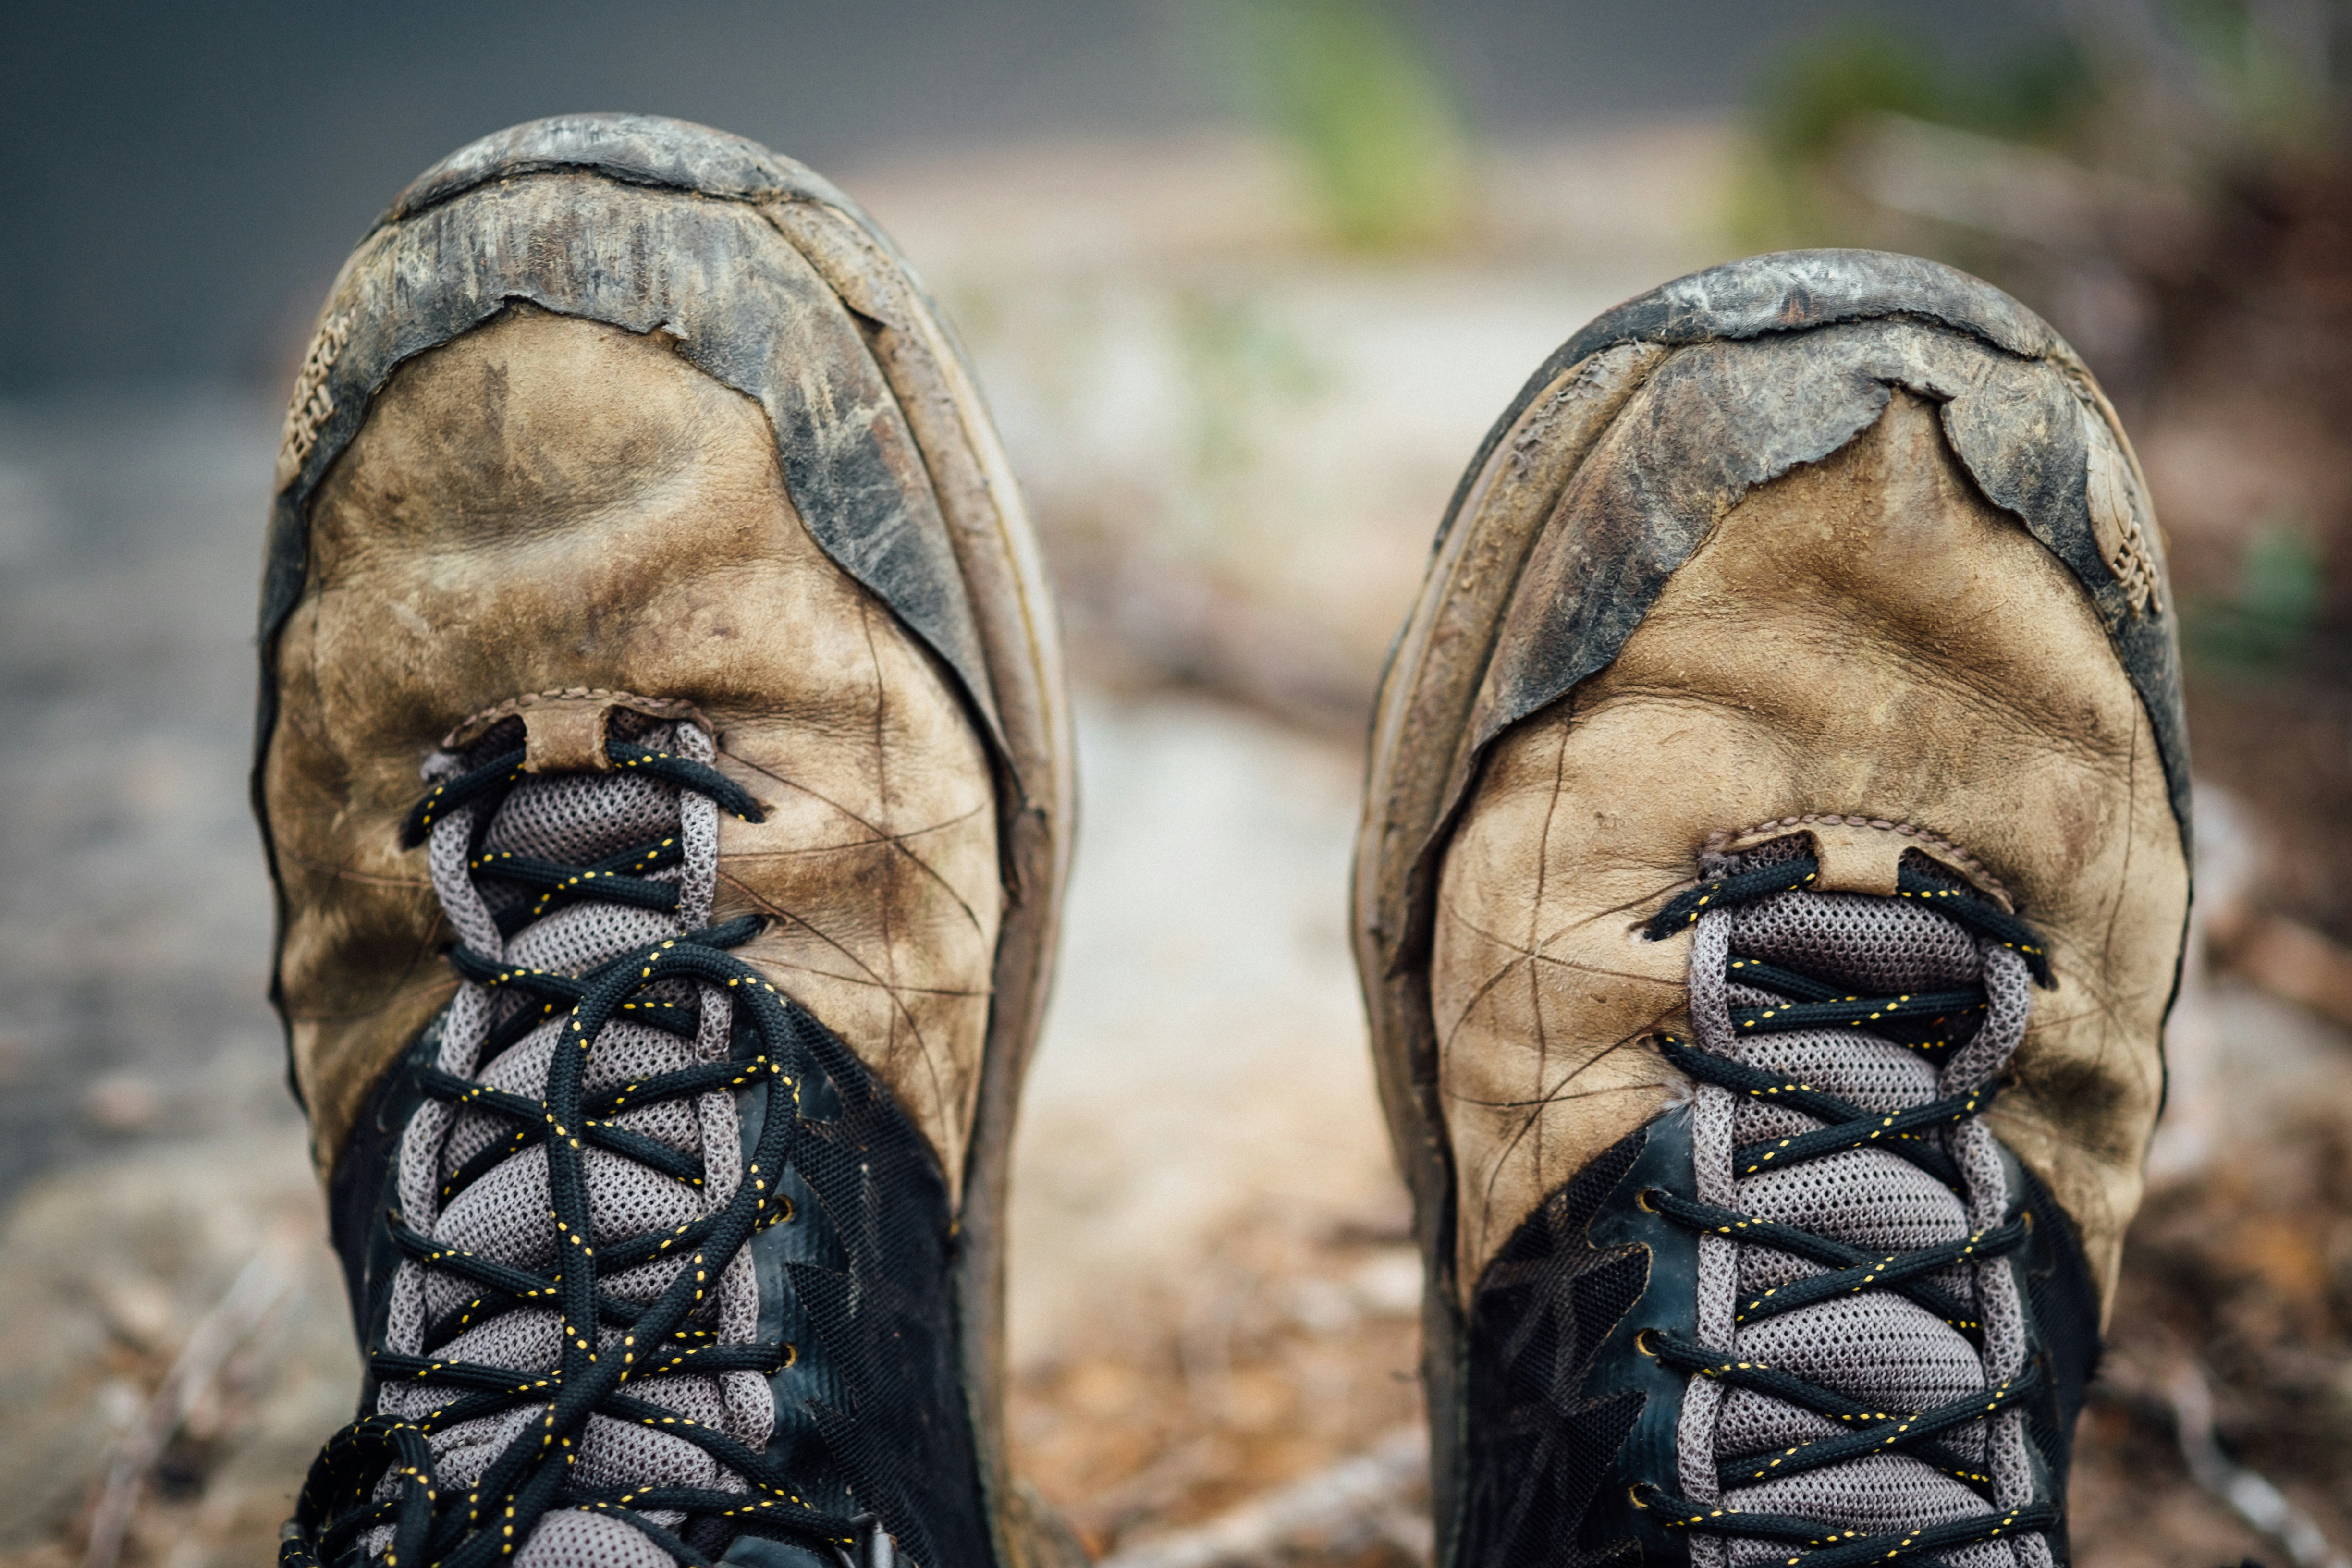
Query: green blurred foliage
[
  {"left": 1227, "top": 0, "right": 1473, "bottom": 252},
  {"left": 2185, "top": 521, "right": 2329, "bottom": 671},
  {"left": 2168, "top": 0, "right": 2334, "bottom": 149},
  {"left": 1743, "top": 0, "right": 2341, "bottom": 244},
  {"left": 1736, "top": 22, "right": 2097, "bottom": 251},
  {"left": 1754, "top": 23, "right": 2096, "bottom": 160},
  {"left": 1753, "top": 25, "right": 1944, "bottom": 164},
  {"left": 1172, "top": 287, "right": 1330, "bottom": 536}
]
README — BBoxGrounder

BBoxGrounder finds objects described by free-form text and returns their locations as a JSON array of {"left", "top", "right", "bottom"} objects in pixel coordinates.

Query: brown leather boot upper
[
  {"left": 256, "top": 115, "right": 1074, "bottom": 1568},
  {"left": 267, "top": 306, "right": 1004, "bottom": 1195},
  {"left": 1432, "top": 385, "right": 2183, "bottom": 1308},
  {"left": 1355, "top": 251, "right": 2188, "bottom": 1567}
]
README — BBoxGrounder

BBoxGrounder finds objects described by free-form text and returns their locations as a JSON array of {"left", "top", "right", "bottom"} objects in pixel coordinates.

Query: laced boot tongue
[
  {"left": 1644, "top": 833, "right": 2056, "bottom": 1568},
  {"left": 1719, "top": 854, "right": 1994, "bottom": 1556},
  {"left": 373, "top": 714, "right": 778, "bottom": 1567}
]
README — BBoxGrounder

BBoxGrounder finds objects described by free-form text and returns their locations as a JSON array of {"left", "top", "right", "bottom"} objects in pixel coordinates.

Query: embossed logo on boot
[
  {"left": 276, "top": 310, "right": 353, "bottom": 489},
  {"left": 2082, "top": 400, "right": 2164, "bottom": 618}
]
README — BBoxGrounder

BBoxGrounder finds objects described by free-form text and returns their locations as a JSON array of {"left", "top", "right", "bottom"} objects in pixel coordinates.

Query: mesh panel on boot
[
  {"left": 1732, "top": 889, "right": 1982, "bottom": 992},
  {"left": 1724, "top": 1455, "right": 2009, "bottom": 1568},
  {"left": 370, "top": 721, "right": 772, "bottom": 1560},
  {"left": 513, "top": 1509, "right": 680, "bottom": 1568},
  {"left": 1677, "top": 837, "right": 2046, "bottom": 1564}
]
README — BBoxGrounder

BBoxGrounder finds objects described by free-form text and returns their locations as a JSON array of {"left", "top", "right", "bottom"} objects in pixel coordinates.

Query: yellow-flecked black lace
[
  {"left": 1629, "top": 1485, "right": 2058, "bottom": 1568},
  {"left": 283, "top": 754, "right": 886, "bottom": 1568},
  {"left": 1629, "top": 858, "right": 2055, "bottom": 1558},
  {"left": 1645, "top": 853, "right": 2054, "bottom": 986}
]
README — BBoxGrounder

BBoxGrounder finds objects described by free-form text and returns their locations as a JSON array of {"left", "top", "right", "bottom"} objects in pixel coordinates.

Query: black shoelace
[
  {"left": 1625, "top": 852, "right": 2057, "bottom": 1561},
  {"left": 283, "top": 742, "right": 894, "bottom": 1568}
]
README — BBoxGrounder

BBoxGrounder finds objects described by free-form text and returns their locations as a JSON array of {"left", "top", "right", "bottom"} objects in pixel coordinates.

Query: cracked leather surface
[
  {"left": 263, "top": 309, "right": 1001, "bottom": 1187},
  {"left": 1432, "top": 386, "right": 2186, "bottom": 1314}
]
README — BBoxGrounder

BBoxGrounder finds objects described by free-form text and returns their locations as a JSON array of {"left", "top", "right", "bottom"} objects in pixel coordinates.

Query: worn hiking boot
[
  {"left": 1354, "top": 252, "right": 2188, "bottom": 1565},
  {"left": 255, "top": 116, "right": 1074, "bottom": 1568}
]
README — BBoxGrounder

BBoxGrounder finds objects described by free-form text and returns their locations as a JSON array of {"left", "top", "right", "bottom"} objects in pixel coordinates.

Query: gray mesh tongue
[
  {"left": 374, "top": 721, "right": 768, "bottom": 1567},
  {"left": 1679, "top": 841, "right": 2048, "bottom": 1568}
]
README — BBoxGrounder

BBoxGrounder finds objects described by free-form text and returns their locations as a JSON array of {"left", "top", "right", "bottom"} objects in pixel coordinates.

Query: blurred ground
[{"left": 3, "top": 115, "right": 2352, "bottom": 1568}]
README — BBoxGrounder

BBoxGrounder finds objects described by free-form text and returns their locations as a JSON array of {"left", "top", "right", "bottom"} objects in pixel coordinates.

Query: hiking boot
[
  {"left": 256, "top": 116, "right": 1075, "bottom": 1568},
  {"left": 1354, "top": 252, "right": 2188, "bottom": 1566}
]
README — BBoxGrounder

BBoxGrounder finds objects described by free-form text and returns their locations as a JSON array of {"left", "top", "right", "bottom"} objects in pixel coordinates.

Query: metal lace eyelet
[{"left": 1635, "top": 1187, "right": 1662, "bottom": 1213}]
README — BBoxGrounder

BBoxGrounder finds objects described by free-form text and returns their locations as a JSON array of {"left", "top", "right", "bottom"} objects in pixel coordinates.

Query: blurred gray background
[{"left": 2, "top": 0, "right": 2058, "bottom": 390}]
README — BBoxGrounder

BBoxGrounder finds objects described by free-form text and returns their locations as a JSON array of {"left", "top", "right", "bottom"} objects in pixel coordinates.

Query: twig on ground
[
  {"left": 1098, "top": 1425, "right": 1428, "bottom": 1568},
  {"left": 82, "top": 1244, "right": 298, "bottom": 1568},
  {"left": 2167, "top": 1360, "right": 2351, "bottom": 1568}
]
